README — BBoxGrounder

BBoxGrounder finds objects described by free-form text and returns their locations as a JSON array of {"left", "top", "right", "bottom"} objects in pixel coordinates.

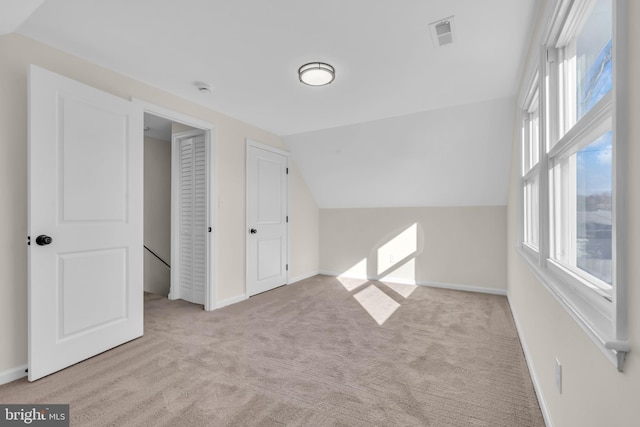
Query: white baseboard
[
  {"left": 214, "top": 272, "right": 322, "bottom": 309},
  {"left": 0, "top": 364, "right": 27, "bottom": 386},
  {"left": 215, "top": 294, "right": 247, "bottom": 309},
  {"left": 319, "top": 270, "right": 346, "bottom": 277},
  {"left": 378, "top": 276, "right": 417, "bottom": 286},
  {"left": 288, "top": 271, "right": 320, "bottom": 284},
  {"left": 418, "top": 281, "right": 507, "bottom": 296},
  {"left": 319, "top": 271, "right": 507, "bottom": 296},
  {"left": 508, "top": 294, "right": 553, "bottom": 427}
]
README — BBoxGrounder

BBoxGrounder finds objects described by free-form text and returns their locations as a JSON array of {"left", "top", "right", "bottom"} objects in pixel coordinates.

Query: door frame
[
  {"left": 133, "top": 98, "right": 217, "bottom": 311},
  {"left": 245, "top": 139, "right": 290, "bottom": 296}
]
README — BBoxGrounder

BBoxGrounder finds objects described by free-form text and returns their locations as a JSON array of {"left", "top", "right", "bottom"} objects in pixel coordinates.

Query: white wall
[
  {"left": 143, "top": 135, "right": 171, "bottom": 296},
  {"left": 321, "top": 207, "right": 507, "bottom": 292},
  {"left": 284, "top": 97, "right": 515, "bottom": 208},
  {"left": 506, "top": 2, "right": 640, "bottom": 426},
  {"left": 0, "top": 33, "right": 319, "bottom": 377}
]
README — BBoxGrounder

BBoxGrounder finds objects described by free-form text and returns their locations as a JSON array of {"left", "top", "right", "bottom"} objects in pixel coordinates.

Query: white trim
[
  {"left": 547, "top": 94, "right": 612, "bottom": 160},
  {"left": 0, "top": 364, "right": 27, "bottom": 386},
  {"left": 215, "top": 294, "right": 248, "bottom": 309},
  {"left": 379, "top": 276, "right": 418, "bottom": 286},
  {"left": 518, "top": 247, "right": 625, "bottom": 369},
  {"left": 288, "top": 271, "right": 320, "bottom": 284},
  {"left": 134, "top": 98, "right": 217, "bottom": 311},
  {"left": 319, "top": 270, "right": 367, "bottom": 280},
  {"left": 508, "top": 297, "right": 553, "bottom": 427},
  {"left": 320, "top": 271, "right": 507, "bottom": 296},
  {"left": 246, "top": 139, "right": 289, "bottom": 157},
  {"left": 132, "top": 98, "right": 216, "bottom": 130},
  {"left": 611, "top": 0, "right": 629, "bottom": 342},
  {"left": 555, "top": 0, "right": 597, "bottom": 47},
  {"left": 418, "top": 281, "right": 507, "bottom": 296}
]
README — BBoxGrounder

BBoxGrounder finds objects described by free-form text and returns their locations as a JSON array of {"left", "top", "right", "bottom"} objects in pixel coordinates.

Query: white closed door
[
  {"left": 28, "top": 65, "right": 143, "bottom": 381},
  {"left": 246, "top": 143, "right": 288, "bottom": 297},
  {"left": 171, "top": 131, "right": 207, "bottom": 305}
]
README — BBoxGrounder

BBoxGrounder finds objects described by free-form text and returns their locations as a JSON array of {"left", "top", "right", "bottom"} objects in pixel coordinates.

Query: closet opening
[{"left": 143, "top": 111, "right": 215, "bottom": 309}]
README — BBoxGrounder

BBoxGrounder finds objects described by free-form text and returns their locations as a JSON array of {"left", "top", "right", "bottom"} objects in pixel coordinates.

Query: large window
[{"left": 519, "top": 0, "right": 627, "bottom": 370}]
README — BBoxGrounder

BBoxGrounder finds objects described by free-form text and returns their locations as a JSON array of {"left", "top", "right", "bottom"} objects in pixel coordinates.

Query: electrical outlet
[{"left": 555, "top": 358, "right": 562, "bottom": 394}]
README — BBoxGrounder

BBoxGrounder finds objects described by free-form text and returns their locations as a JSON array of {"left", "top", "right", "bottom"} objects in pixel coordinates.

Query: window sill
[{"left": 517, "top": 246, "right": 629, "bottom": 371}]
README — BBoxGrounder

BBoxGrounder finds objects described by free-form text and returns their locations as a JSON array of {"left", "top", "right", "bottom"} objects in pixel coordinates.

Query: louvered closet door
[{"left": 178, "top": 133, "right": 207, "bottom": 305}]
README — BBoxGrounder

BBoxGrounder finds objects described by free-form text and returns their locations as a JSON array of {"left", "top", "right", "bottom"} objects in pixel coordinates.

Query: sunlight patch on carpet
[
  {"left": 353, "top": 285, "right": 400, "bottom": 325},
  {"left": 337, "top": 276, "right": 368, "bottom": 292},
  {"left": 338, "top": 258, "right": 367, "bottom": 284},
  {"left": 379, "top": 281, "right": 417, "bottom": 299}
]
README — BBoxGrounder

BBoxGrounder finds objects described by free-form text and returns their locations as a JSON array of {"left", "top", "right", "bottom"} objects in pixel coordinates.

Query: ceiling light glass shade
[{"left": 298, "top": 62, "right": 335, "bottom": 86}]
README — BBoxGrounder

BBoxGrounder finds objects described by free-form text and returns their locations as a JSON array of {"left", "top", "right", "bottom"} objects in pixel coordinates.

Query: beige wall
[
  {"left": 288, "top": 164, "right": 319, "bottom": 282},
  {"left": 0, "top": 34, "right": 319, "bottom": 375},
  {"left": 320, "top": 207, "right": 507, "bottom": 291},
  {"left": 172, "top": 122, "right": 197, "bottom": 134},
  {"left": 506, "top": 2, "right": 640, "bottom": 426},
  {"left": 143, "top": 136, "right": 171, "bottom": 296}
]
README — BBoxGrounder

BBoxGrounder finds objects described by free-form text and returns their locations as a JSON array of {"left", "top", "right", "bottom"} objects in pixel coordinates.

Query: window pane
[
  {"left": 551, "top": 157, "right": 570, "bottom": 264},
  {"left": 577, "top": 130, "right": 612, "bottom": 284},
  {"left": 529, "top": 90, "right": 540, "bottom": 168},
  {"left": 523, "top": 87, "right": 540, "bottom": 173},
  {"left": 524, "top": 176, "right": 539, "bottom": 249},
  {"left": 551, "top": 130, "right": 612, "bottom": 286},
  {"left": 576, "top": 0, "right": 612, "bottom": 121}
]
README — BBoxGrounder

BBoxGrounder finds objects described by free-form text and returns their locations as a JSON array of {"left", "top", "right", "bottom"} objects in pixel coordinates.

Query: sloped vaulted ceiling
[
  {"left": 284, "top": 97, "right": 515, "bottom": 208},
  {"left": 11, "top": 0, "right": 539, "bottom": 208},
  {"left": 0, "top": 0, "right": 44, "bottom": 35}
]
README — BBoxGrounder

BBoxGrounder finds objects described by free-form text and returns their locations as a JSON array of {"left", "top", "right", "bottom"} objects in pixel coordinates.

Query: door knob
[
  {"left": 36, "top": 235, "right": 53, "bottom": 246},
  {"left": 250, "top": 228, "right": 257, "bottom": 234}
]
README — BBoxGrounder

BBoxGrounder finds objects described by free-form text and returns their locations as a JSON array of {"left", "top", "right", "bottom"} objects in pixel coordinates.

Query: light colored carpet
[{"left": 0, "top": 275, "right": 544, "bottom": 426}]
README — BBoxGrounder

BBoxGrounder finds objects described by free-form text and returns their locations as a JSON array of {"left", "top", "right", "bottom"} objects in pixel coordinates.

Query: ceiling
[
  {"left": 6, "top": 0, "right": 540, "bottom": 208},
  {"left": 143, "top": 113, "right": 172, "bottom": 142},
  {"left": 0, "top": 0, "right": 44, "bottom": 35},
  {"left": 12, "top": 0, "right": 538, "bottom": 137}
]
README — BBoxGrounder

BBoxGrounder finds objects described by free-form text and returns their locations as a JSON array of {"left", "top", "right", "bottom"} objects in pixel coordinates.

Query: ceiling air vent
[{"left": 429, "top": 16, "right": 455, "bottom": 48}]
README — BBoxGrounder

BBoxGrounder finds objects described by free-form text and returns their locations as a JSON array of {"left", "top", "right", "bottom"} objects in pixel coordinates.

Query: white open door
[
  {"left": 170, "top": 130, "right": 208, "bottom": 305},
  {"left": 246, "top": 141, "right": 288, "bottom": 297},
  {"left": 28, "top": 65, "right": 143, "bottom": 381}
]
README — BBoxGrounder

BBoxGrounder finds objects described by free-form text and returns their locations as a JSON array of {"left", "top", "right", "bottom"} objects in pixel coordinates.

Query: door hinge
[
  {"left": 286, "top": 167, "right": 289, "bottom": 175},
  {"left": 286, "top": 216, "right": 289, "bottom": 223},
  {"left": 286, "top": 264, "right": 288, "bottom": 271},
  {"left": 27, "top": 236, "right": 31, "bottom": 246},
  {"left": 208, "top": 227, "right": 212, "bottom": 232}
]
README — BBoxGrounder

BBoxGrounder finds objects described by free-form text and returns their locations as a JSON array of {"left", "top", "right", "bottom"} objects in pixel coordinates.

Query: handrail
[{"left": 144, "top": 245, "right": 170, "bottom": 268}]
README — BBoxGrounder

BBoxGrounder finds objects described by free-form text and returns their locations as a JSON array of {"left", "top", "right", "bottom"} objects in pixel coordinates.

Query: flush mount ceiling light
[{"left": 298, "top": 62, "right": 335, "bottom": 86}]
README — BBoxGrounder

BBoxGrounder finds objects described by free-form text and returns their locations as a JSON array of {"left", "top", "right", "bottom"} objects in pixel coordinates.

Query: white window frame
[
  {"left": 517, "top": 0, "right": 629, "bottom": 371},
  {"left": 522, "top": 72, "right": 541, "bottom": 252}
]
